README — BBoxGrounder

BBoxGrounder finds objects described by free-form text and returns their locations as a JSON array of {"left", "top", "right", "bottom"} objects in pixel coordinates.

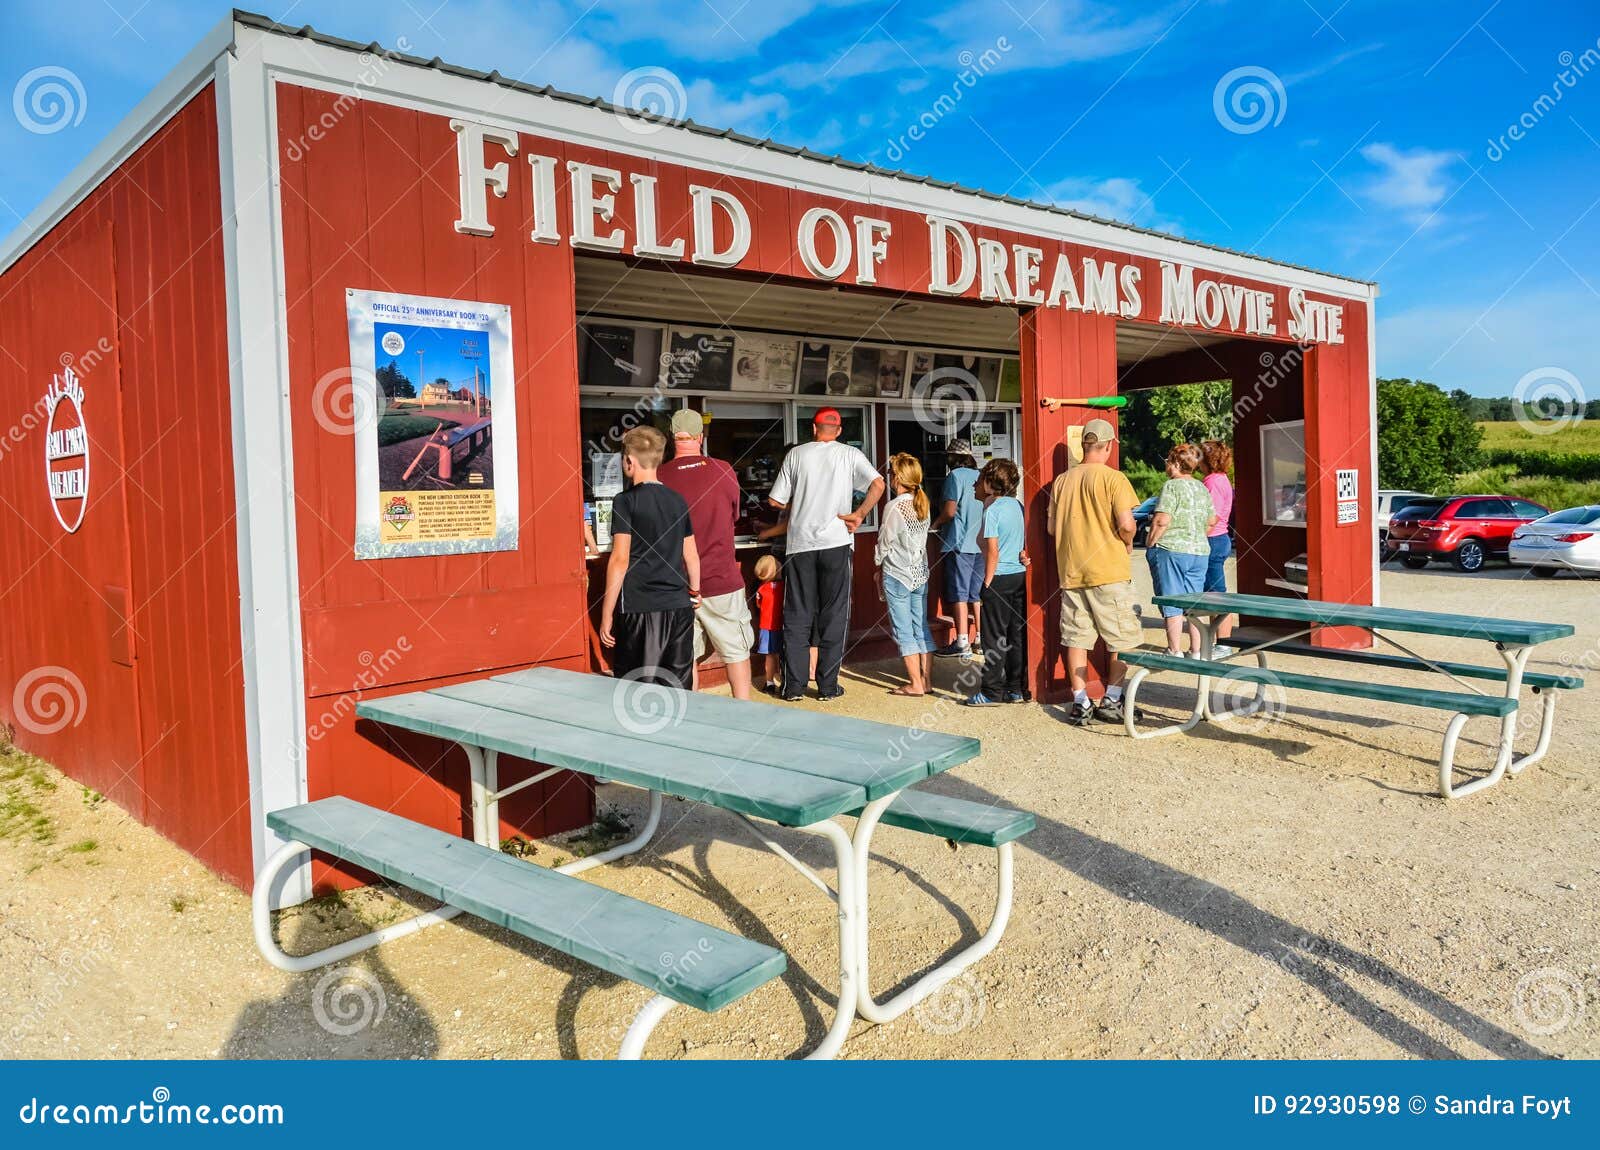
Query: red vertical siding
[
  {"left": 274, "top": 87, "right": 592, "bottom": 872},
  {"left": 1018, "top": 306, "right": 1119, "bottom": 702},
  {"left": 0, "top": 89, "right": 251, "bottom": 884}
]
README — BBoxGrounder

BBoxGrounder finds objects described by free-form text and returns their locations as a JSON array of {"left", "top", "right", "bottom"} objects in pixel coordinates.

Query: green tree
[
  {"left": 1147, "top": 380, "right": 1233, "bottom": 447},
  {"left": 376, "top": 358, "right": 416, "bottom": 399},
  {"left": 1376, "top": 378, "right": 1483, "bottom": 490},
  {"left": 1121, "top": 381, "right": 1233, "bottom": 469}
]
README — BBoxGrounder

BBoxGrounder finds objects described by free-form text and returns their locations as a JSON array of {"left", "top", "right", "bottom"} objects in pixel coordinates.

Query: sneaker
[
  {"left": 1210, "top": 643, "right": 1237, "bottom": 659},
  {"left": 1004, "top": 692, "right": 1027, "bottom": 704},
  {"left": 1066, "top": 700, "right": 1095, "bottom": 726},
  {"left": 960, "top": 692, "right": 998, "bottom": 707},
  {"left": 1094, "top": 696, "right": 1126, "bottom": 723},
  {"left": 762, "top": 681, "right": 781, "bottom": 696},
  {"left": 971, "top": 634, "right": 983, "bottom": 652},
  {"left": 817, "top": 688, "right": 846, "bottom": 702},
  {"left": 779, "top": 691, "right": 806, "bottom": 702},
  {"left": 935, "top": 640, "right": 971, "bottom": 659}
]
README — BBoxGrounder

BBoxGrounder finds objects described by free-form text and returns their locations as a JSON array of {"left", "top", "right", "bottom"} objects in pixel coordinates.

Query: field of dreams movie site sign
[{"left": 450, "top": 119, "right": 1349, "bottom": 347}]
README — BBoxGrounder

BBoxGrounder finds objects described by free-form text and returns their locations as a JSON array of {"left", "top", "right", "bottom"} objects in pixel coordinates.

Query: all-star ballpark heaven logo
[
  {"left": 43, "top": 366, "right": 88, "bottom": 533},
  {"left": 382, "top": 493, "right": 415, "bottom": 535}
]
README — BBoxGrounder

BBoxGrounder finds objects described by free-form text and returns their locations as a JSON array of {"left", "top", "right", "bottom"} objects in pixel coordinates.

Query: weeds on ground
[{"left": 0, "top": 747, "right": 57, "bottom": 846}]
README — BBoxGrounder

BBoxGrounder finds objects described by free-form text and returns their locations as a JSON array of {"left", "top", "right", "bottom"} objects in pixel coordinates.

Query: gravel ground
[{"left": 2, "top": 561, "right": 1596, "bottom": 1060}]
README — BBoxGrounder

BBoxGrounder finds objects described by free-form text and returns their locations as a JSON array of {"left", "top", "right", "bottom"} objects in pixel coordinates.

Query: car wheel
[
  {"left": 1453, "top": 538, "right": 1486, "bottom": 572},
  {"left": 1401, "top": 555, "right": 1430, "bottom": 569},
  {"left": 1530, "top": 566, "right": 1559, "bottom": 578}
]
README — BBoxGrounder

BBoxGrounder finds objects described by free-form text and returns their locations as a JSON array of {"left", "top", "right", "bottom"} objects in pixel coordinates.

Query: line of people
[{"left": 596, "top": 407, "right": 1235, "bottom": 726}]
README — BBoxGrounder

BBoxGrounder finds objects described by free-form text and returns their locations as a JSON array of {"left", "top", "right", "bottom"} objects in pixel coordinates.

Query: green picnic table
[
  {"left": 253, "top": 666, "right": 1033, "bottom": 1059},
  {"left": 1120, "top": 592, "right": 1581, "bottom": 799}
]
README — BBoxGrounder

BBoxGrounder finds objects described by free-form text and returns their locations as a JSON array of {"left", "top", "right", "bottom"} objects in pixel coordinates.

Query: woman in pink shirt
[{"left": 1195, "top": 440, "right": 1237, "bottom": 654}]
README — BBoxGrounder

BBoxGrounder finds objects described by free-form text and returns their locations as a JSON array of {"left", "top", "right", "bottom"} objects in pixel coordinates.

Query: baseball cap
[
  {"left": 945, "top": 438, "right": 972, "bottom": 455},
  {"left": 1081, "top": 417, "right": 1116, "bottom": 445},
  {"left": 670, "top": 409, "right": 706, "bottom": 438},
  {"left": 812, "top": 406, "right": 842, "bottom": 427}
]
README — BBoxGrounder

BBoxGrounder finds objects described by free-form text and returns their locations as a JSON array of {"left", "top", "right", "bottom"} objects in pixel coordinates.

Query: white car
[
  {"left": 1509, "top": 505, "right": 1600, "bottom": 576},
  {"left": 1377, "top": 489, "right": 1428, "bottom": 548}
]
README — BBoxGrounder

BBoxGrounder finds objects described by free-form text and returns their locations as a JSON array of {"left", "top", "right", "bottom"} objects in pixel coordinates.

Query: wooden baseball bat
[{"left": 1039, "top": 395, "right": 1129, "bottom": 411}]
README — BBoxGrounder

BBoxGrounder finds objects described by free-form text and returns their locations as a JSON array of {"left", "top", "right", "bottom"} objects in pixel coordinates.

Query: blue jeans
[
  {"left": 1149, "top": 548, "right": 1207, "bottom": 617},
  {"left": 1205, "top": 533, "right": 1231, "bottom": 593},
  {"left": 883, "top": 574, "right": 937, "bottom": 656}
]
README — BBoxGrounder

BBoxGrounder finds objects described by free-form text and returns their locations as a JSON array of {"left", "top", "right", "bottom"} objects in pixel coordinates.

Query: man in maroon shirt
[{"left": 659, "top": 408, "right": 755, "bottom": 699}]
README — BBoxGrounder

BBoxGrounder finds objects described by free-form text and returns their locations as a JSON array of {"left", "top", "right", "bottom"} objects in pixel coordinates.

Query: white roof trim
[{"left": 0, "top": 14, "right": 236, "bottom": 276}]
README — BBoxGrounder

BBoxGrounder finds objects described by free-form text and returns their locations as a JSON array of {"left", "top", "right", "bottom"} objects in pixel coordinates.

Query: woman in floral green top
[{"left": 1145, "top": 443, "right": 1218, "bottom": 655}]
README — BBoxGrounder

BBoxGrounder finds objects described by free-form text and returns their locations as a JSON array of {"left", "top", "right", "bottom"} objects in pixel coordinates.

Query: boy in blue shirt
[
  {"left": 962, "top": 458, "right": 1028, "bottom": 706},
  {"left": 933, "top": 439, "right": 983, "bottom": 658}
]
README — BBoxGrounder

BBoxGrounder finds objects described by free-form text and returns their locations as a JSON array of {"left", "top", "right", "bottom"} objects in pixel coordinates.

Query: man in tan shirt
[{"left": 1046, "top": 417, "right": 1141, "bottom": 726}]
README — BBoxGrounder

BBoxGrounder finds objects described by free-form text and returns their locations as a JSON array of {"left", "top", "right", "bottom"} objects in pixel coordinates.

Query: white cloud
[
  {"left": 1378, "top": 288, "right": 1600, "bottom": 395},
  {"left": 1044, "top": 175, "right": 1181, "bottom": 234},
  {"left": 682, "top": 79, "right": 788, "bottom": 135},
  {"left": 1359, "top": 142, "right": 1460, "bottom": 222}
]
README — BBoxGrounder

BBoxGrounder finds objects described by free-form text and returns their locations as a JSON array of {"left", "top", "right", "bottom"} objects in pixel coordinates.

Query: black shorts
[{"left": 611, "top": 607, "right": 695, "bottom": 688}]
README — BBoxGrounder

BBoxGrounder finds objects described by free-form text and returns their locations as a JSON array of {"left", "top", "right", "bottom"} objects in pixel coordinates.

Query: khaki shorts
[
  {"left": 693, "top": 589, "right": 754, "bottom": 663},
  {"left": 1059, "top": 581, "right": 1142, "bottom": 653}
]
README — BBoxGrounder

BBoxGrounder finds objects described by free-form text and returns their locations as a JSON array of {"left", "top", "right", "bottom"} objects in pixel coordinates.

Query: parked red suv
[{"left": 1385, "top": 495, "right": 1551, "bottom": 571}]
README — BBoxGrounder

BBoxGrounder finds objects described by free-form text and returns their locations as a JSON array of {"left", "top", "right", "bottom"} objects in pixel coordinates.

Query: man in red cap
[{"left": 767, "top": 407, "right": 884, "bottom": 700}]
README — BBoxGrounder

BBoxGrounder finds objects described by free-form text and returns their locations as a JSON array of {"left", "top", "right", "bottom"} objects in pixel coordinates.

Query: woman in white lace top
[{"left": 875, "top": 453, "right": 938, "bottom": 695}]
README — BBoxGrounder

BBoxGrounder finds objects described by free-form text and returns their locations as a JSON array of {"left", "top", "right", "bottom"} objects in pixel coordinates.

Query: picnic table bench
[
  {"left": 1121, "top": 592, "right": 1581, "bottom": 799},
  {"left": 254, "top": 667, "right": 1034, "bottom": 1058}
]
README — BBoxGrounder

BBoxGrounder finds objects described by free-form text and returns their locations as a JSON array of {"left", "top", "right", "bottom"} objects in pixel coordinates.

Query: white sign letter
[
  {"left": 690, "top": 185, "right": 751, "bottom": 267},
  {"left": 927, "top": 216, "right": 976, "bottom": 296},
  {"left": 629, "top": 173, "right": 685, "bottom": 260},
  {"left": 798, "top": 206, "right": 852, "bottom": 280},
  {"left": 451, "top": 119, "right": 518, "bottom": 237},
  {"left": 854, "top": 216, "right": 892, "bottom": 285},
  {"left": 568, "top": 161, "right": 625, "bottom": 251}
]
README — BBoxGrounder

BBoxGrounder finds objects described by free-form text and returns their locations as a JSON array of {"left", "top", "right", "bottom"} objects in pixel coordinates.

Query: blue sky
[{"left": 2, "top": 0, "right": 1595, "bottom": 396}]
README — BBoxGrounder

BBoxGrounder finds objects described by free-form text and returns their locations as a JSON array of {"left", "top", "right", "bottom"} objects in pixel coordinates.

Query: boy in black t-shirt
[{"left": 599, "top": 426, "right": 701, "bottom": 688}]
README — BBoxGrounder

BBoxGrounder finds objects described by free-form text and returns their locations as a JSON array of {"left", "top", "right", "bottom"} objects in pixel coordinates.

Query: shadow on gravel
[{"left": 915, "top": 771, "right": 1550, "bottom": 1060}]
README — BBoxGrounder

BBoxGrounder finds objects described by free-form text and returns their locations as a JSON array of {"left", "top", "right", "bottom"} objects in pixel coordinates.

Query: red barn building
[{"left": 0, "top": 12, "right": 1378, "bottom": 902}]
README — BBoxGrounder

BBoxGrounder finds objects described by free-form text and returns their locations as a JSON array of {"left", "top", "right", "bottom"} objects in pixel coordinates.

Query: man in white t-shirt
[{"left": 768, "top": 407, "right": 884, "bottom": 701}]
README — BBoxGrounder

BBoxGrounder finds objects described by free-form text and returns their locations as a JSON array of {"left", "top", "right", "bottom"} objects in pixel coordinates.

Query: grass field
[
  {"left": 376, "top": 413, "right": 460, "bottom": 449},
  {"left": 1477, "top": 420, "right": 1600, "bottom": 451}
]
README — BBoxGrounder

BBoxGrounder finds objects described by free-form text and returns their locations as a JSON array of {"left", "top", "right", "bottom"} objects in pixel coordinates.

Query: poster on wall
[
  {"left": 732, "top": 333, "right": 798, "bottom": 392},
  {"left": 666, "top": 329, "right": 735, "bottom": 390},
  {"left": 347, "top": 288, "right": 519, "bottom": 559}
]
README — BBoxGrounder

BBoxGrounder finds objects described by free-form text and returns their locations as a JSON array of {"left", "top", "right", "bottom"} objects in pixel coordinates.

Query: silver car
[{"left": 1509, "top": 505, "right": 1600, "bottom": 577}]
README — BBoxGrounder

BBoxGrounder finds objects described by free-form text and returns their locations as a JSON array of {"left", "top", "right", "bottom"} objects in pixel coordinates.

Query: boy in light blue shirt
[
  {"left": 962, "top": 458, "right": 1029, "bottom": 707},
  {"left": 934, "top": 439, "right": 983, "bottom": 658}
]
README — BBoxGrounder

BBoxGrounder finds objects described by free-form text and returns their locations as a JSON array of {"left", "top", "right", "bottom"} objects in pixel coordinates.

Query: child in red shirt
[{"left": 753, "top": 554, "right": 784, "bottom": 695}]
